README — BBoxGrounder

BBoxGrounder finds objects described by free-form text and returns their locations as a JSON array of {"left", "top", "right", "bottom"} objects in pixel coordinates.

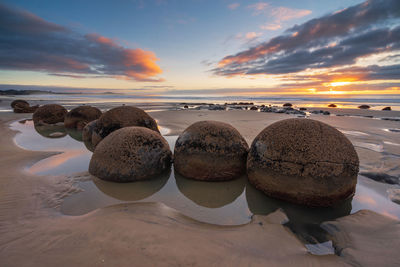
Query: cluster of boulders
[
  {"left": 29, "top": 103, "right": 101, "bottom": 140},
  {"left": 11, "top": 99, "right": 39, "bottom": 113},
  {"left": 83, "top": 106, "right": 360, "bottom": 207},
  {"left": 25, "top": 101, "right": 361, "bottom": 207},
  {"left": 260, "top": 106, "right": 307, "bottom": 116},
  {"left": 175, "top": 118, "right": 358, "bottom": 207},
  {"left": 311, "top": 110, "right": 330, "bottom": 115}
]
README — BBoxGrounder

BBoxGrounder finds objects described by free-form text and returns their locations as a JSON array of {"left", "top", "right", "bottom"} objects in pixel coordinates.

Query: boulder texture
[
  {"left": 82, "top": 119, "right": 101, "bottom": 152},
  {"left": 247, "top": 118, "right": 359, "bottom": 207},
  {"left": 64, "top": 106, "right": 102, "bottom": 129},
  {"left": 11, "top": 99, "right": 29, "bottom": 109},
  {"left": 32, "top": 104, "right": 67, "bottom": 125},
  {"left": 93, "top": 106, "right": 159, "bottom": 147},
  {"left": 174, "top": 121, "right": 249, "bottom": 181},
  {"left": 89, "top": 127, "right": 172, "bottom": 182}
]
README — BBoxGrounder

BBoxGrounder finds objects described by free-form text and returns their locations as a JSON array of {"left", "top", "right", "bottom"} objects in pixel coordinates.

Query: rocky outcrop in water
[
  {"left": 89, "top": 127, "right": 172, "bottom": 182},
  {"left": 382, "top": 106, "right": 391, "bottom": 111},
  {"left": 174, "top": 121, "right": 249, "bottom": 181},
  {"left": 32, "top": 104, "right": 67, "bottom": 125},
  {"left": 64, "top": 106, "right": 102, "bottom": 130},
  {"left": 247, "top": 118, "right": 359, "bottom": 207}
]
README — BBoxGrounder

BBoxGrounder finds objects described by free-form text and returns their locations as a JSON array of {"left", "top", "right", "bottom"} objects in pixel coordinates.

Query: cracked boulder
[
  {"left": 89, "top": 127, "right": 172, "bottom": 182},
  {"left": 247, "top": 118, "right": 359, "bottom": 207},
  {"left": 92, "top": 106, "right": 159, "bottom": 148},
  {"left": 174, "top": 121, "right": 249, "bottom": 181}
]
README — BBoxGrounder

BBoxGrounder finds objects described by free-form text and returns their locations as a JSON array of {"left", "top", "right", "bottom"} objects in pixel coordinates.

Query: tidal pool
[{"left": 10, "top": 119, "right": 400, "bottom": 253}]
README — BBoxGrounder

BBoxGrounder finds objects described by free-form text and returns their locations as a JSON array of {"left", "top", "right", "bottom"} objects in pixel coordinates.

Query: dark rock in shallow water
[
  {"left": 250, "top": 106, "right": 258, "bottom": 110},
  {"left": 11, "top": 99, "right": 29, "bottom": 109},
  {"left": 64, "top": 106, "right": 102, "bottom": 130},
  {"left": 299, "top": 107, "right": 307, "bottom": 111},
  {"left": 82, "top": 120, "right": 101, "bottom": 152},
  {"left": 11, "top": 99, "right": 39, "bottom": 113},
  {"left": 247, "top": 118, "right": 359, "bottom": 207},
  {"left": 382, "top": 106, "right": 391, "bottom": 111},
  {"left": 14, "top": 104, "right": 39, "bottom": 113},
  {"left": 360, "top": 172, "right": 399, "bottom": 184},
  {"left": 89, "top": 127, "right": 172, "bottom": 182},
  {"left": 323, "top": 111, "right": 330, "bottom": 115},
  {"left": 283, "top": 103, "right": 292, "bottom": 107},
  {"left": 208, "top": 105, "right": 225, "bottom": 111},
  {"left": 33, "top": 104, "right": 67, "bottom": 125},
  {"left": 174, "top": 121, "right": 249, "bottom": 181},
  {"left": 358, "top": 105, "right": 370, "bottom": 109},
  {"left": 328, "top": 104, "right": 337, "bottom": 108},
  {"left": 94, "top": 106, "right": 159, "bottom": 147}
]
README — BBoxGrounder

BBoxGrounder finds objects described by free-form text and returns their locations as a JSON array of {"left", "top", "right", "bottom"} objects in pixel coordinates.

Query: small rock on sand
[{"left": 358, "top": 105, "right": 371, "bottom": 109}]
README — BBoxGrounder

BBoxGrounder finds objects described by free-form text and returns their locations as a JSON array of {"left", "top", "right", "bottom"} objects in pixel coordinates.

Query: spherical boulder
[
  {"left": 94, "top": 106, "right": 159, "bottom": 147},
  {"left": 11, "top": 99, "right": 29, "bottom": 109},
  {"left": 89, "top": 127, "right": 172, "bottom": 182},
  {"left": 82, "top": 119, "right": 101, "bottom": 152},
  {"left": 247, "top": 118, "right": 359, "bottom": 207},
  {"left": 174, "top": 121, "right": 249, "bottom": 181},
  {"left": 33, "top": 104, "right": 67, "bottom": 125},
  {"left": 64, "top": 106, "right": 102, "bottom": 129}
]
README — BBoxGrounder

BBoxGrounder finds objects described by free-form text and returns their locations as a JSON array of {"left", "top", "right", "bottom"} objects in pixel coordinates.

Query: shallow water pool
[{"left": 10, "top": 119, "right": 400, "bottom": 252}]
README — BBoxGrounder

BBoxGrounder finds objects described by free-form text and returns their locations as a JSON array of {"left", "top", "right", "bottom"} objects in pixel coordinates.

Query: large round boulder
[
  {"left": 11, "top": 99, "right": 29, "bottom": 109},
  {"left": 247, "top": 118, "right": 359, "bottom": 207},
  {"left": 64, "top": 106, "right": 102, "bottom": 130},
  {"left": 33, "top": 104, "right": 67, "bottom": 125},
  {"left": 93, "top": 106, "right": 159, "bottom": 147},
  {"left": 174, "top": 121, "right": 249, "bottom": 181},
  {"left": 89, "top": 127, "right": 172, "bottom": 182}
]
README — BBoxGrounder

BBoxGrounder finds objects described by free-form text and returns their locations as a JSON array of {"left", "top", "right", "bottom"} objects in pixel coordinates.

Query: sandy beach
[{"left": 0, "top": 104, "right": 400, "bottom": 266}]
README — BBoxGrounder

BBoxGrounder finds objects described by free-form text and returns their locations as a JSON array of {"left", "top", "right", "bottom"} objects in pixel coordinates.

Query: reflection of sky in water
[{"left": 10, "top": 119, "right": 400, "bottom": 239}]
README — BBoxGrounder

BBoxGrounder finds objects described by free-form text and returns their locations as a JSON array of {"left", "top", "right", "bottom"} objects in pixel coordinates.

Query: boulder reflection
[
  {"left": 174, "top": 169, "right": 246, "bottom": 208},
  {"left": 66, "top": 128, "right": 83, "bottom": 142},
  {"left": 245, "top": 181, "right": 352, "bottom": 243},
  {"left": 33, "top": 123, "right": 67, "bottom": 138},
  {"left": 91, "top": 168, "right": 171, "bottom": 201}
]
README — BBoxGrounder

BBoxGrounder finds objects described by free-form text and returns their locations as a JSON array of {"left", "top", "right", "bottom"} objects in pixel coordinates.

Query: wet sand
[{"left": 1, "top": 109, "right": 400, "bottom": 266}]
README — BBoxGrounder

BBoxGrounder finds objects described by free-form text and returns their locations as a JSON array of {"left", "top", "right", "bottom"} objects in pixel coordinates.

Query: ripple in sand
[
  {"left": 353, "top": 141, "right": 383, "bottom": 152},
  {"left": 339, "top": 129, "right": 369, "bottom": 136}
]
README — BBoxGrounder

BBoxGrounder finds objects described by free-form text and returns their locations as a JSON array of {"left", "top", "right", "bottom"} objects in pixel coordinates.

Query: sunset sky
[{"left": 0, "top": 0, "right": 399, "bottom": 96}]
